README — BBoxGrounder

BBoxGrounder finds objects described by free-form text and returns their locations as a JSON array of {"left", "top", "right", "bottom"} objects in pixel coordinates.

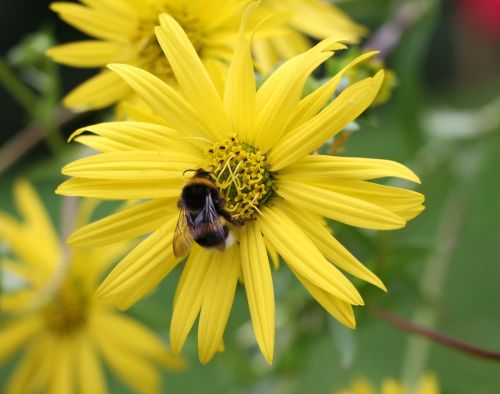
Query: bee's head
[{"left": 183, "top": 168, "right": 214, "bottom": 181}]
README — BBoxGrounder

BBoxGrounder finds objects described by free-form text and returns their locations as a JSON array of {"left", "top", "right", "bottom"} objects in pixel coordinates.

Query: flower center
[
  {"left": 136, "top": 6, "right": 202, "bottom": 81},
  {"left": 43, "top": 281, "right": 88, "bottom": 336},
  {"left": 206, "top": 136, "right": 275, "bottom": 222}
]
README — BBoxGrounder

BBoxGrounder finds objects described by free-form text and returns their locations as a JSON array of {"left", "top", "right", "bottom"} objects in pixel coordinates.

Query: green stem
[
  {"left": 0, "top": 57, "right": 37, "bottom": 112},
  {"left": 0, "top": 107, "right": 77, "bottom": 174},
  {"left": 372, "top": 307, "right": 500, "bottom": 361}
]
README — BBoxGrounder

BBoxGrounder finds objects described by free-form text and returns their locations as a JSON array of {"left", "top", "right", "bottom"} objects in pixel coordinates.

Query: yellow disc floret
[
  {"left": 135, "top": 4, "right": 202, "bottom": 80},
  {"left": 206, "top": 136, "right": 275, "bottom": 222},
  {"left": 43, "top": 280, "right": 89, "bottom": 335}
]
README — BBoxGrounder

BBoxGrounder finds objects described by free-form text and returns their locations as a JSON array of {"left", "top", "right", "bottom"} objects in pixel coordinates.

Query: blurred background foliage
[{"left": 1, "top": 0, "right": 500, "bottom": 393}]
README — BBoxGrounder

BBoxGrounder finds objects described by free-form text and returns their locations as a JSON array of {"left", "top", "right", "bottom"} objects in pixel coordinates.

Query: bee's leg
[
  {"left": 218, "top": 196, "right": 227, "bottom": 209},
  {"left": 177, "top": 199, "right": 183, "bottom": 208}
]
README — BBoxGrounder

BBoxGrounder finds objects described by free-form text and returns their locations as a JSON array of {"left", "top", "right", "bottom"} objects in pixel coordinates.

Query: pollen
[
  {"left": 206, "top": 136, "right": 275, "bottom": 222},
  {"left": 43, "top": 280, "right": 88, "bottom": 336},
  {"left": 135, "top": 5, "right": 202, "bottom": 80}
]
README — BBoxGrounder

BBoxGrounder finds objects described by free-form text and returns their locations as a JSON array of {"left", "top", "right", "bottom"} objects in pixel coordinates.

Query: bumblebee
[{"left": 173, "top": 169, "right": 237, "bottom": 258}]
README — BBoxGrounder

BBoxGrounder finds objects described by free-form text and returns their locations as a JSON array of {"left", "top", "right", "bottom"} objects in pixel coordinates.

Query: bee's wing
[
  {"left": 190, "top": 193, "right": 227, "bottom": 241},
  {"left": 173, "top": 205, "right": 194, "bottom": 258}
]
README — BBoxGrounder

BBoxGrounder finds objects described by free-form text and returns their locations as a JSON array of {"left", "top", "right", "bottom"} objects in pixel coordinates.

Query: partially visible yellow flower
[
  {"left": 254, "top": 0, "right": 367, "bottom": 72},
  {"left": 56, "top": 6, "right": 424, "bottom": 365},
  {"left": 47, "top": 0, "right": 365, "bottom": 111},
  {"left": 0, "top": 180, "right": 184, "bottom": 394},
  {"left": 48, "top": 0, "right": 261, "bottom": 110},
  {"left": 337, "top": 375, "right": 440, "bottom": 394}
]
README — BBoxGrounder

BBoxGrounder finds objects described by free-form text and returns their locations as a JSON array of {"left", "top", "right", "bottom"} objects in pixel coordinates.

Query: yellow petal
[
  {"left": 74, "top": 241, "right": 132, "bottom": 286},
  {"left": 264, "top": 237, "right": 280, "bottom": 270},
  {"left": 381, "top": 379, "right": 406, "bottom": 394},
  {"left": 223, "top": 3, "right": 258, "bottom": 142},
  {"left": 81, "top": 0, "right": 135, "bottom": 16},
  {"left": 0, "top": 180, "right": 60, "bottom": 270},
  {"left": 251, "top": 37, "right": 280, "bottom": 74},
  {"left": 73, "top": 135, "right": 128, "bottom": 152},
  {"left": 13, "top": 180, "right": 61, "bottom": 263},
  {"left": 198, "top": 246, "right": 240, "bottom": 364},
  {"left": 76, "top": 336, "right": 107, "bottom": 394},
  {"left": 280, "top": 0, "right": 366, "bottom": 41},
  {"left": 97, "top": 216, "right": 179, "bottom": 298},
  {"left": 63, "top": 70, "right": 130, "bottom": 111},
  {"left": 47, "top": 40, "right": 126, "bottom": 68},
  {"left": 240, "top": 222, "right": 275, "bottom": 364},
  {"left": 0, "top": 316, "right": 41, "bottom": 361},
  {"left": 155, "top": 14, "right": 230, "bottom": 141},
  {"left": 94, "top": 312, "right": 186, "bottom": 370},
  {"left": 203, "top": 57, "right": 228, "bottom": 96},
  {"left": 279, "top": 154, "right": 421, "bottom": 184},
  {"left": 48, "top": 337, "right": 73, "bottom": 394},
  {"left": 338, "top": 377, "right": 375, "bottom": 394},
  {"left": 195, "top": 0, "right": 248, "bottom": 32},
  {"left": 70, "top": 121, "right": 206, "bottom": 154},
  {"left": 276, "top": 180, "right": 405, "bottom": 230},
  {"left": 312, "top": 179, "right": 425, "bottom": 221},
  {"left": 269, "top": 71, "right": 384, "bottom": 171},
  {"left": 68, "top": 199, "right": 176, "bottom": 247},
  {"left": 255, "top": 37, "right": 346, "bottom": 152},
  {"left": 50, "top": 2, "right": 134, "bottom": 42},
  {"left": 170, "top": 247, "right": 213, "bottom": 355},
  {"left": 279, "top": 202, "right": 386, "bottom": 291},
  {"left": 113, "top": 245, "right": 180, "bottom": 310},
  {"left": 259, "top": 206, "right": 363, "bottom": 305},
  {"left": 262, "top": 29, "right": 311, "bottom": 61},
  {"left": 1, "top": 289, "right": 36, "bottom": 313},
  {"left": 108, "top": 64, "right": 210, "bottom": 139},
  {"left": 291, "top": 268, "right": 356, "bottom": 328},
  {"left": 0, "top": 214, "right": 50, "bottom": 273},
  {"left": 418, "top": 373, "right": 440, "bottom": 394},
  {"left": 56, "top": 178, "right": 183, "bottom": 200},
  {"left": 5, "top": 336, "right": 52, "bottom": 394},
  {"left": 117, "top": 100, "right": 169, "bottom": 125},
  {"left": 91, "top": 316, "right": 160, "bottom": 394},
  {"left": 61, "top": 150, "right": 200, "bottom": 180},
  {"left": 286, "top": 51, "right": 379, "bottom": 131}
]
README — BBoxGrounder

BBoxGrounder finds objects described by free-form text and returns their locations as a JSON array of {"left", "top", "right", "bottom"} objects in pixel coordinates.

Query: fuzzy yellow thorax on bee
[
  {"left": 136, "top": 6, "right": 202, "bottom": 80},
  {"left": 206, "top": 136, "right": 275, "bottom": 222},
  {"left": 43, "top": 280, "right": 89, "bottom": 335}
]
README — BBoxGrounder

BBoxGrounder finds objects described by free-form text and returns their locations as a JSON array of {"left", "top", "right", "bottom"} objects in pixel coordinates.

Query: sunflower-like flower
[
  {"left": 56, "top": 8, "right": 424, "bottom": 364},
  {"left": 47, "top": 0, "right": 365, "bottom": 111},
  {"left": 48, "top": 0, "right": 257, "bottom": 110},
  {"left": 337, "top": 374, "right": 440, "bottom": 394},
  {"left": 0, "top": 180, "right": 184, "bottom": 394}
]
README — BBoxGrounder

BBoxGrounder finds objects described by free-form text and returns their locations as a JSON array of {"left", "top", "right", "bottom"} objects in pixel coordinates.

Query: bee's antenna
[{"left": 183, "top": 169, "right": 197, "bottom": 176}]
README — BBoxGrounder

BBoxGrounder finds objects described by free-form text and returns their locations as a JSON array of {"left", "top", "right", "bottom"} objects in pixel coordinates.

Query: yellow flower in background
[
  {"left": 47, "top": 0, "right": 365, "bottom": 111},
  {"left": 337, "top": 374, "right": 440, "bottom": 394},
  {"left": 48, "top": 0, "right": 259, "bottom": 110},
  {"left": 56, "top": 6, "right": 424, "bottom": 365},
  {"left": 0, "top": 180, "right": 184, "bottom": 394},
  {"left": 255, "top": 0, "right": 367, "bottom": 72}
]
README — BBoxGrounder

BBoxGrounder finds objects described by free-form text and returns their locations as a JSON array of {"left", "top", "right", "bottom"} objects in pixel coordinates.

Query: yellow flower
[
  {"left": 0, "top": 180, "right": 184, "bottom": 394},
  {"left": 337, "top": 374, "right": 440, "bottom": 394},
  {"left": 254, "top": 0, "right": 367, "bottom": 72},
  {"left": 47, "top": 0, "right": 364, "bottom": 111},
  {"left": 56, "top": 7, "right": 424, "bottom": 365},
  {"left": 48, "top": 0, "right": 258, "bottom": 110}
]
